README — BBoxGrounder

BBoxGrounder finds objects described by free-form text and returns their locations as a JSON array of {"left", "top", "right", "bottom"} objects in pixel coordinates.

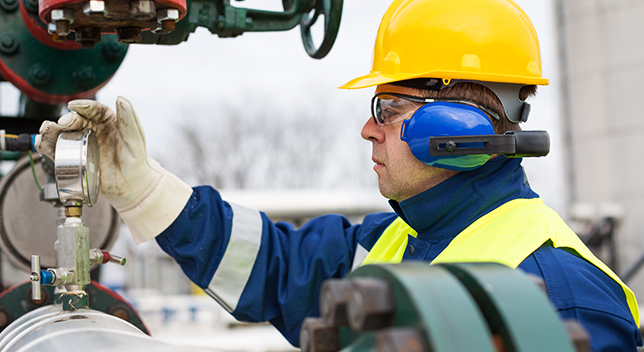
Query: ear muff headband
[
  {"left": 401, "top": 102, "right": 495, "bottom": 171},
  {"left": 400, "top": 102, "right": 550, "bottom": 172}
]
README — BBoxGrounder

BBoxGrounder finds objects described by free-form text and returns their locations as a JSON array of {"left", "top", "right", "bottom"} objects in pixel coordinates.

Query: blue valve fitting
[{"left": 40, "top": 270, "right": 54, "bottom": 285}]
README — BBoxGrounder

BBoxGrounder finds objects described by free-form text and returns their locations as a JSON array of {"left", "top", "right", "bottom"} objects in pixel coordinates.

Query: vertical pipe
[{"left": 554, "top": 0, "right": 574, "bottom": 210}]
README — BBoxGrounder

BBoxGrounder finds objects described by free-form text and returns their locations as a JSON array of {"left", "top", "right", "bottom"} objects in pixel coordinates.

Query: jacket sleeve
[
  {"left": 155, "top": 186, "right": 394, "bottom": 346},
  {"left": 518, "top": 246, "right": 643, "bottom": 351}
]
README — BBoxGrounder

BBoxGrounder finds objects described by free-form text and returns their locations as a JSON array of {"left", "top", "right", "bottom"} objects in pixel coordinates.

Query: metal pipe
[{"left": 0, "top": 305, "right": 223, "bottom": 352}]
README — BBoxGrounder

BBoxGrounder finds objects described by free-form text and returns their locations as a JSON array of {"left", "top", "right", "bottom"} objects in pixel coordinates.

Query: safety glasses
[{"left": 371, "top": 92, "right": 501, "bottom": 126}]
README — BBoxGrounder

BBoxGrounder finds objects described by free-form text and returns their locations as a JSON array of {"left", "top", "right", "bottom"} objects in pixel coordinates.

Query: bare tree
[{"left": 158, "top": 96, "right": 376, "bottom": 190}]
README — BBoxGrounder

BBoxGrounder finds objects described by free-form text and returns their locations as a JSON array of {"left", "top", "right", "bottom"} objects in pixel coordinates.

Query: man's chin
[{"left": 377, "top": 182, "right": 396, "bottom": 201}]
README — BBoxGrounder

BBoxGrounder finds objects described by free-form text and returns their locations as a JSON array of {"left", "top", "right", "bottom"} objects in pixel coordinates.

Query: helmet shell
[{"left": 340, "top": 0, "right": 549, "bottom": 89}]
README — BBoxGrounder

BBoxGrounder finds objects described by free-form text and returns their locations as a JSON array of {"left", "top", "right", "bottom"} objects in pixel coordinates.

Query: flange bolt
[
  {"left": 346, "top": 278, "right": 395, "bottom": 332},
  {"left": 130, "top": 0, "right": 155, "bottom": 20},
  {"left": 102, "top": 37, "right": 126, "bottom": 61},
  {"left": 72, "top": 65, "right": 96, "bottom": 88},
  {"left": 117, "top": 26, "right": 142, "bottom": 44},
  {"left": 83, "top": 0, "right": 106, "bottom": 18},
  {"left": 300, "top": 317, "right": 340, "bottom": 352},
  {"left": 0, "top": 0, "right": 18, "bottom": 12},
  {"left": 151, "top": 8, "right": 179, "bottom": 35},
  {"left": 28, "top": 63, "right": 51, "bottom": 86},
  {"left": 320, "top": 279, "right": 351, "bottom": 326},
  {"left": 75, "top": 26, "right": 101, "bottom": 49},
  {"left": 0, "top": 34, "right": 18, "bottom": 55},
  {"left": 51, "top": 8, "right": 74, "bottom": 37}
]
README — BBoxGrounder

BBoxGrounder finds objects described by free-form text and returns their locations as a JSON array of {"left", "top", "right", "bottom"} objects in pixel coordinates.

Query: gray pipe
[{"left": 0, "top": 305, "right": 223, "bottom": 352}]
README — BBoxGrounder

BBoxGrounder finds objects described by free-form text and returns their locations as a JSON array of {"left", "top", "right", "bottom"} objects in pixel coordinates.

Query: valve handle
[
  {"left": 30, "top": 255, "right": 41, "bottom": 301},
  {"left": 299, "top": 0, "right": 343, "bottom": 59},
  {"left": 90, "top": 249, "right": 127, "bottom": 266},
  {"left": 102, "top": 250, "right": 126, "bottom": 266}
]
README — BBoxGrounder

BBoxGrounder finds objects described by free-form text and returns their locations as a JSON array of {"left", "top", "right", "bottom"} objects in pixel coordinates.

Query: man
[{"left": 36, "top": 0, "right": 642, "bottom": 350}]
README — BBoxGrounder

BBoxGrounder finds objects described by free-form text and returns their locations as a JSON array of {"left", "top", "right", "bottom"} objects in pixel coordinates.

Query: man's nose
[{"left": 361, "top": 117, "right": 383, "bottom": 142}]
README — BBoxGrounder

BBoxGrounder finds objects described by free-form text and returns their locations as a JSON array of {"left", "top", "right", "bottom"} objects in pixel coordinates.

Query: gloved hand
[{"left": 35, "top": 97, "right": 193, "bottom": 244}]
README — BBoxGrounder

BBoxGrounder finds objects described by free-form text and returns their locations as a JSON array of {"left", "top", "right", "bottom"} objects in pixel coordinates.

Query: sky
[{"left": 1, "top": 0, "right": 566, "bottom": 214}]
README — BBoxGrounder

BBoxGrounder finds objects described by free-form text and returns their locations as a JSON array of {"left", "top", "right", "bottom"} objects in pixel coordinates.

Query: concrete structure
[{"left": 556, "top": 0, "right": 644, "bottom": 296}]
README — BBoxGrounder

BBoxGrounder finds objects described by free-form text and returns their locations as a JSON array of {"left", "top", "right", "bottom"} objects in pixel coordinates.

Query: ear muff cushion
[{"left": 400, "top": 102, "right": 495, "bottom": 171}]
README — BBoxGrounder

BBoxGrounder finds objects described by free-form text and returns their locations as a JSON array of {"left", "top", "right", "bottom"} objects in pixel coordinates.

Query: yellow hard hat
[{"left": 340, "top": 0, "right": 549, "bottom": 89}]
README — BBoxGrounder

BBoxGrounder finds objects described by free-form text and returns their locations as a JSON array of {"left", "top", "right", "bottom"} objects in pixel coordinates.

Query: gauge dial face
[
  {"left": 55, "top": 130, "right": 100, "bottom": 206},
  {"left": 83, "top": 131, "right": 100, "bottom": 206}
]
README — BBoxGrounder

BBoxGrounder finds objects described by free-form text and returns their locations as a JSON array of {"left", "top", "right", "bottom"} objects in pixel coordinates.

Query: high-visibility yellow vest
[{"left": 361, "top": 198, "right": 639, "bottom": 325}]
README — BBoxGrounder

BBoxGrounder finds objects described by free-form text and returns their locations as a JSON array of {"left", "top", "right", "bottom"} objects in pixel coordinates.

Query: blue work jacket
[{"left": 156, "top": 157, "right": 642, "bottom": 351}]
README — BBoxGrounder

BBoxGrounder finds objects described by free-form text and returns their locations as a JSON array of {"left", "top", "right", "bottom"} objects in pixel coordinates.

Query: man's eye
[{"left": 380, "top": 108, "right": 397, "bottom": 122}]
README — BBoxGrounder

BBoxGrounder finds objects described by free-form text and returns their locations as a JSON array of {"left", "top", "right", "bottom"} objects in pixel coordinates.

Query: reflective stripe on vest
[{"left": 361, "top": 198, "right": 639, "bottom": 325}]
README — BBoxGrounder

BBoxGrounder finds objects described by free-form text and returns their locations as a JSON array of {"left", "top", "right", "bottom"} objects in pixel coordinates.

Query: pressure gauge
[{"left": 55, "top": 130, "right": 100, "bottom": 207}]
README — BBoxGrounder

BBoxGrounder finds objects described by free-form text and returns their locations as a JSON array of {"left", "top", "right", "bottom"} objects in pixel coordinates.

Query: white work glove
[{"left": 35, "top": 97, "right": 193, "bottom": 244}]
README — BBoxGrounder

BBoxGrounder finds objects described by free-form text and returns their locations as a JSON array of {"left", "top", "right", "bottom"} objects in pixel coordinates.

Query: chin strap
[{"left": 429, "top": 130, "right": 550, "bottom": 158}]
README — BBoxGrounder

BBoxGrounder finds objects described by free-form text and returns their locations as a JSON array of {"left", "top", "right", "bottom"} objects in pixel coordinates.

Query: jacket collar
[{"left": 388, "top": 157, "right": 538, "bottom": 242}]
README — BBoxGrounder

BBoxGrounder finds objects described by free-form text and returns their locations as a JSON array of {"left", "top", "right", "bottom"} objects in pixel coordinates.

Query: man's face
[{"left": 362, "top": 84, "right": 458, "bottom": 201}]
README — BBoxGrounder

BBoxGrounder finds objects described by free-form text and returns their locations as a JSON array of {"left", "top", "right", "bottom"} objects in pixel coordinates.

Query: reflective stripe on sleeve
[
  {"left": 205, "top": 203, "right": 263, "bottom": 312},
  {"left": 351, "top": 244, "right": 368, "bottom": 271}
]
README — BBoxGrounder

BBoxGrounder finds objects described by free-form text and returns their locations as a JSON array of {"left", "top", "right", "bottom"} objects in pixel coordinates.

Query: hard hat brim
[{"left": 339, "top": 71, "right": 549, "bottom": 90}]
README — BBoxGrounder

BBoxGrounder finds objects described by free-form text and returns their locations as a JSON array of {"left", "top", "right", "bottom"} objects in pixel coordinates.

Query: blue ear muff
[{"left": 400, "top": 102, "right": 495, "bottom": 171}]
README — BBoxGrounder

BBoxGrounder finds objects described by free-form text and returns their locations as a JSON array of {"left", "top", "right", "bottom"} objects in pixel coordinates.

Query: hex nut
[
  {"left": 376, "top": 328, "right": 427, "bottom": 352},
  {"left": 347, "top": 278, "right": 395, "bottom": 332},
  {"left": 83, "top": 0, "right": 106, "bottom": 16},
  {"left": 151, "top": 8, "right": 179, "bottom": 34},
  {"left": 50, "top": 8, "right": 74, "bottom": 21},
  {"left": 130, "top": 0, "right": 155, "bottom": 20},
  {"left": 75, "top": 26, "right": 101, "bottom": 49},
  {"left": 320, "top": 279, "right": 351, "bottom": 326},
  {"left": 116, "top": 26, "right": 142, "bottom": 44},
  {"left": 156, "top": 7, "right": 179, "bottom": 21},
  {"left": 300, "top": 317, "right": 340, "bottom": 352},
  {"left": 47, "top": 22, "right": 57, "bottom": 35}
]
